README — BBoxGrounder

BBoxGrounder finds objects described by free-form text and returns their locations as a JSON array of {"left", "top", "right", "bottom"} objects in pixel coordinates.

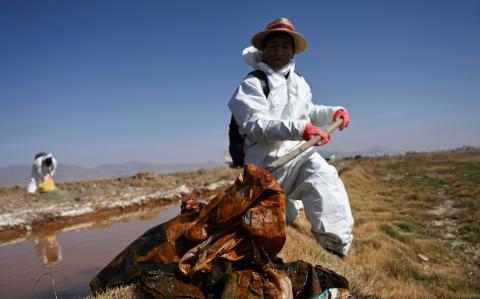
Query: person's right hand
[
  {"left": 333, "top": 108, "right": 350, "bottom": 131},
  {"left": 302, "top": 123, "right": 330, "bottom": 146}
]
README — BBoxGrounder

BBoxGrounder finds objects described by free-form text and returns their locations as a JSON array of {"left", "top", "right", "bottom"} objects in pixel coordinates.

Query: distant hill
[
  {"left": 7, "top": 145, "right": 469, "bottom": 187},
  {"left": 318, "top": 145, "right": 405, "bottom": 159},
  {"left": 354, "top": 145, "right": 405, "bottom": 157},
  {"left": 0, "top": 161, "right": 222, "bottom": 187}
]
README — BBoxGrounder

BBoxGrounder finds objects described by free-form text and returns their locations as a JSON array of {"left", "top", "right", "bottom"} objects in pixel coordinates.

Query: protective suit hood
[
  {"left": 242, "top": 46, "right": 303, "bottom": 106},
  {"left": 242, "top": 46, "right": 296, "bottom": 90}
]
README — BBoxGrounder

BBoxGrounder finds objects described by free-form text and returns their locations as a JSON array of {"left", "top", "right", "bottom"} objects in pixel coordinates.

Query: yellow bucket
[{"left": 38, "top": 178, "right": 57, "bottom": 193}]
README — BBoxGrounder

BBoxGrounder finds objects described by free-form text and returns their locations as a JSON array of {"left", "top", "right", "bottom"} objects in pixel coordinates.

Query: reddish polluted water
[{"left": 0, "top": 205, "right": 180, "bottom": 299}]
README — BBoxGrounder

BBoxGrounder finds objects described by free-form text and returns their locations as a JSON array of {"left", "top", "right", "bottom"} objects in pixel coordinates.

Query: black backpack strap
[
  {"left": 248, "top": 70, "right": 270, "bottom": 98},
  {"left": 228, "top": 70, "right": 270, "bottom": 168},
  {"left": 248, "top": 70, "right": 300, "bottom": 97}
]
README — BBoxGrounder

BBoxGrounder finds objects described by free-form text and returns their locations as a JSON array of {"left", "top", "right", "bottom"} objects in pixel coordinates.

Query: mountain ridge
[
  {"left": 0, "top": 161, "right": 221, "bottom": 187},
  {"left": 4, "top": 145, "right": 475, "bottom": 187}
]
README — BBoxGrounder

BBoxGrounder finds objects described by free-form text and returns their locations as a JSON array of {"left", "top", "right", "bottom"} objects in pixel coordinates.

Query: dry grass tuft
[{"left": 84, "top": 284, "right": 142, "bottom": 299}]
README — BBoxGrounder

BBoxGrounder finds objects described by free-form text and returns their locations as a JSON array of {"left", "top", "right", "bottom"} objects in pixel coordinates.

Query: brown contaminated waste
[{"left": 90, "top": 164, "right": 352, "bottom": 298}]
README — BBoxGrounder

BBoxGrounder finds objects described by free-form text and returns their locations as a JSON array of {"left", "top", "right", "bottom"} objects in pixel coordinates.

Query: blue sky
[{"left": 1, "top": 0, "right": 479, "bottom": 167}]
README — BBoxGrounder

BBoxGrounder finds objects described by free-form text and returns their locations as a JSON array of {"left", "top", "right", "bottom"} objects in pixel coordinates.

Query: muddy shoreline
[
  {"left": 0, "top": 189, "right": 225, "bottom": 244},
  {"left": 0, "top": 167, "right": 240, "bottom": 244}
]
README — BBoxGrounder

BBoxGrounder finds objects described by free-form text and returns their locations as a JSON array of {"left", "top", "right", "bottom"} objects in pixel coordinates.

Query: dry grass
[
  {"left": 335, "top": 151, "right": 480, "bottom": 299},
  {"left": 84, "top": 284, "right": 143, "bottom": 299},
  {"left": 87, "top": 151, "right": 480, "bottom": 299}
]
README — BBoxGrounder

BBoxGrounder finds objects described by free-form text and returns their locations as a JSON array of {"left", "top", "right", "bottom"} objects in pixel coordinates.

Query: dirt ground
[{"left": 0, "top": 167, "right": 241, "bottom": 243}]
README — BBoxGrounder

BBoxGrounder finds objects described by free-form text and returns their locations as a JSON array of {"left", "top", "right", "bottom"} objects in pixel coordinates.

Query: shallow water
[{"left": 0, "top": 205, "right": 180, "bottom": 299}]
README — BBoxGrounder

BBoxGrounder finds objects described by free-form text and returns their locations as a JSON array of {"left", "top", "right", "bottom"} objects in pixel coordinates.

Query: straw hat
[{"left": 251, "top": 18, "right": 307, "bottom": 53}]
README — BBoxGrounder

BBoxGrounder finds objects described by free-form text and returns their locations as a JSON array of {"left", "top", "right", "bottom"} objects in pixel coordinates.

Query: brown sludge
[{"left": 90, "top": 164, "right": 351, "bottom": 298}]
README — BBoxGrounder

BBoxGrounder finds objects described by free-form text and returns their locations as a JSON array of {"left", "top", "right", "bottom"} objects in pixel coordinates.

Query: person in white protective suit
[
  {"left": 27, "top": 152, "right": 57, "bottom": 193},
  {"left": 228, "top": 18, "right": 354, "bottom": 256}
]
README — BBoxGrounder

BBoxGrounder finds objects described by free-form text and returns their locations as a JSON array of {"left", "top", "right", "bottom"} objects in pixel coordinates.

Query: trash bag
[
  {"left": 90, "top": 164, "right": 353, "bottom": 298},
  {"left": 140, "top": 268, "right": 205, "bottom": 299},
  {"left": 220, "top": 270, "right": 270, "bottom": 298},
  {"left": 278, "top": 261, "right": 349, "bottom": 297},
  {"left": 90, "top": 164, "right": 286, "bottom": 293},
  {"left": 38, "top": 177, "right": 57, "bottom": 193}
]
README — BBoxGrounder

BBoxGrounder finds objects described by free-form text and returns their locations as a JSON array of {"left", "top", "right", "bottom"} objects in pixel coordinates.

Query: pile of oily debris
[{"left": 90, "top": 164, "right": 356, "bottom": 298}]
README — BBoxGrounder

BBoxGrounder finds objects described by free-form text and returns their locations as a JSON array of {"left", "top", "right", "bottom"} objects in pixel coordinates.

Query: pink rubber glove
[
  {"left": 333, "top": 108, "right": 350, "bottom": 131},
  {"left": 303, "top": 123, "right": 330, "bottom": 146}
]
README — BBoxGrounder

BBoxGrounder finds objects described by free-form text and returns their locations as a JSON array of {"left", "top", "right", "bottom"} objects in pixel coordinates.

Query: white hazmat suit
[
  {"left": 27, "top": 153, "right": 57, "bottom": 194},
  {"left": 228, "top": 47, "right": 354, "bottom": 256}
]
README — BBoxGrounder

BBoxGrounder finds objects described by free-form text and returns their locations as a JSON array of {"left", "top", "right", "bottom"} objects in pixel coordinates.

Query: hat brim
[{"left": 251, "top": 29, "right": 307, "bottom": 54}]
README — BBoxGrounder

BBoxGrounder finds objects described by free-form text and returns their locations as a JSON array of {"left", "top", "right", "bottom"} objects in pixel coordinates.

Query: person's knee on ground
[{"left": 285, "top": 198, "right": 303, "bottom": 224}]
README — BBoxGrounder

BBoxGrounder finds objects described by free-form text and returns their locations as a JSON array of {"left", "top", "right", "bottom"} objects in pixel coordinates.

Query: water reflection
[
  {"left": 28, "top": 205, "right": 174, "bottom": 267},
  {"left": 34, "top": 234, "right": 62, "bottom": 266},
  {"left": 0, "top": 204, "right": 180, "bottom": 299}
]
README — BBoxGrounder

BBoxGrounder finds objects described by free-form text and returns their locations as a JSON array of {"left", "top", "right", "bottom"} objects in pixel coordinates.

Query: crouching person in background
[{"left": 27, "top": 152, "right": 58, "bottom": 194}]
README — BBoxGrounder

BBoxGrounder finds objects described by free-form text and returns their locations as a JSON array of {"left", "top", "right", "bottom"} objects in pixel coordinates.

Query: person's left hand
[
  {"left": 303, "top": 123, "right": 330, "bottom": 146},
  {"left": 333, "top": 108, "right": 350, "bottom": 130}
]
